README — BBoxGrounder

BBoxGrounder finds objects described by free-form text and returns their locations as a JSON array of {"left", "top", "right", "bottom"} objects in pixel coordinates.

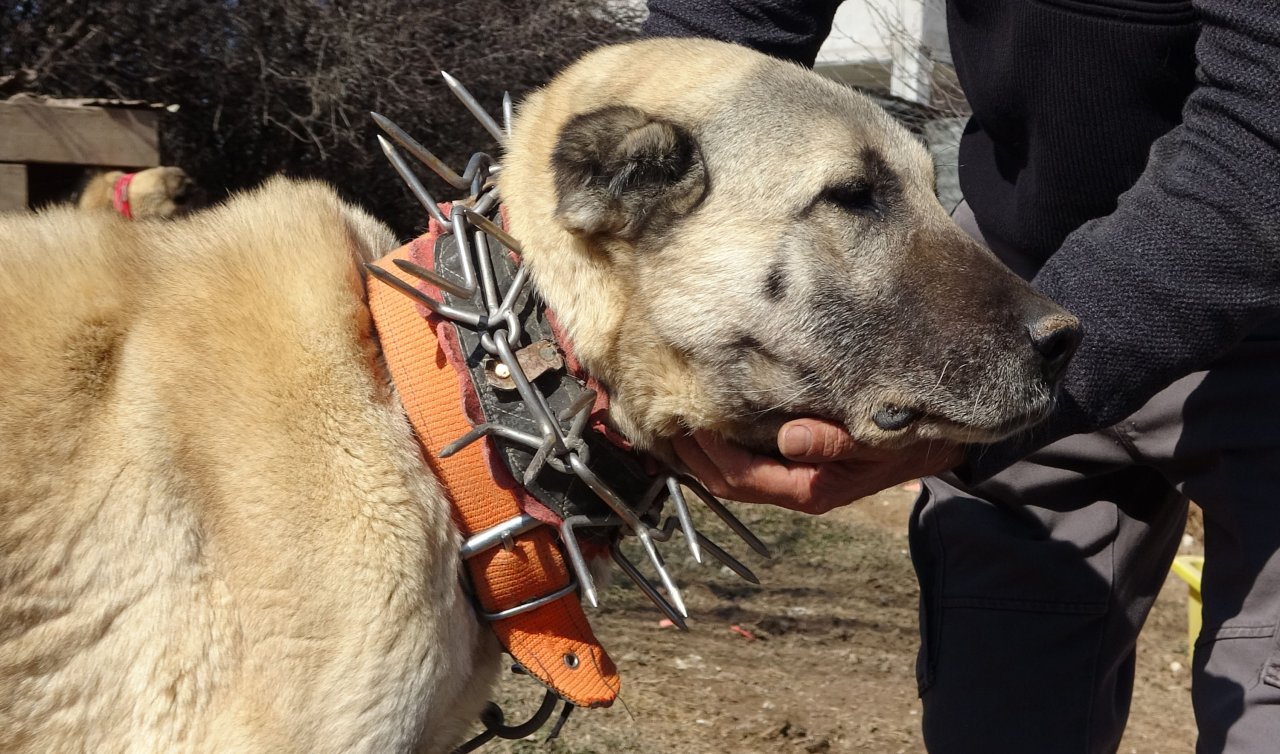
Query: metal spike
[
  {"left": 564, "top": 455, "right": 687, "bottom": 616},
  {"left": 666, "top": 478, "right": 703, "bottom": 563},
  {"left": 522, "top": 434, "right": 556, "bottom": 486},
  {"left": 439, "top": 423, "right": 491, "bottom": 458},
  {"left": 693, "top": 529, "right": 760, "bottom": 585},
  {"left": 392, "top": 258, "right": 474, "bottom": 299},
  {"left": 473, "top": 187, "right": 501, "bottom": 216},
  {"left": 559, "top": 516, "right": 605, "bottom": 608},
  {"left": 471, "top": 224, "right": 503, "bottom": 312},
  {"left": 441, "top": 70, "right": 507, "bottom": 145},
  {"left": 567, "top": 455, "right": 644, "bottom": 530},
  {"left": 684, "top": 477, "right": 773, "bottom": 559},
  {"left": 363, "top": 263, "right": 486, "bottom": 328},
  {"left": 653, "top": 516, "right": 759, "bottom": 585},
  {"left": 502, "top": 91, "right": 514, "bottom": 138},
  {"left": 558, "top": 390, "right": 596, "bottom": 425},
  {"left": 375, "top": 136, "right": 451, "bottom": 228},
  {"left": 448, "top": 210, "right": 481, "bottom": 303},
  {"left": 495, "top": 265, "right": 529, "bottom": 320},
  {"left": 560, "top": 390, "right": 597, "bottom": 443},
  {"left": 439, "top": 421, "right": 544, "bottom": 458},
  {"left": 610, "top": 542, "right": 688, "bottom": 630},
  {"left": 461, "top": 207, "right": 524, "bottom": 253},
  {"left": 637, "top": 530, "right": 688, "bottom": 617},
  {"left": 371, "top": 112, "right": 466, "bottom": 189}
]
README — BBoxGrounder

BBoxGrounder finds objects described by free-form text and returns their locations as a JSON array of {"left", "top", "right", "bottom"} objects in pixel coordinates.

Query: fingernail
[{"left": 780, "top": 426, "right": 812, "bottom": 457}]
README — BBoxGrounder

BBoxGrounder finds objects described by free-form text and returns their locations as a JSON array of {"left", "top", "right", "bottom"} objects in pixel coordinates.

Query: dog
[
  {"left": 78, "top": 166, "right": 199, "bottom": 219},
  {"left": 0, "top": 38, "right": 1077, "bottom": 753}
]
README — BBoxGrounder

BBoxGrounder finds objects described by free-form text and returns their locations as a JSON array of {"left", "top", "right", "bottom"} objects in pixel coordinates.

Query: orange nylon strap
[{"left": 367, "top": 242, "right": 619, "bottom": 708}]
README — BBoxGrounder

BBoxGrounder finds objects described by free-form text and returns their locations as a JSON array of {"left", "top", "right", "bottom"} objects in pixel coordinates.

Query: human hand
[{"left": 671, "top": 418, "right": 963, "bottom": 514}]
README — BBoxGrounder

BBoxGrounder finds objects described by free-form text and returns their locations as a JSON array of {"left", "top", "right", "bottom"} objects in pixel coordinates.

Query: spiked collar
[{"left": 364, "top": 104, "right": 770, "bottom": 747}]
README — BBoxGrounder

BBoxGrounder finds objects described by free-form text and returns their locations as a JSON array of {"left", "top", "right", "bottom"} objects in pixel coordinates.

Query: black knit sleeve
[
  {"left": 642, "top": 0, "right": 845, "bottom": 67},
  {"left": 963, "top": 0, "right": 1280, "bottom": 480}
]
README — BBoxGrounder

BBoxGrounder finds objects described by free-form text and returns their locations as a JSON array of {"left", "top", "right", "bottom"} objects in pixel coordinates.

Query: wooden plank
[
  {"left": 0, "top": 163, "right": 27, "bottom": 212},
  {"left": 0, "top": 102, "right": 158, "bottom": 167}
]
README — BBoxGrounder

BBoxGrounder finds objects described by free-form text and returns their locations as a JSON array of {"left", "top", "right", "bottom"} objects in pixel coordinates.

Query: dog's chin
[{"left": 710, "top": 415, "right": 792, "bottom": 456}]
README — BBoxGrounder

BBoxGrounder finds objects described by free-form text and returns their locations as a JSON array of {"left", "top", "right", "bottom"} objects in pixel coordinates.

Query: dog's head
[
  {"left": 81, "top": 166, "right": 199, "bottom": 219},
  {"left": 500, "top": 39, "right": 1079, "bottom": 452}
]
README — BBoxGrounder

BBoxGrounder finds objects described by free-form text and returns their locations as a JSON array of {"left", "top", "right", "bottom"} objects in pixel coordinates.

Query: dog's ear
[{"left": 551, "top": 105, "right": 707, "bottom": 241}]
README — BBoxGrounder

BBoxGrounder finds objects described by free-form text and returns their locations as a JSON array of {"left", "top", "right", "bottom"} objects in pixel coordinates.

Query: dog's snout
[{"left": 1027, "top": 314, "right": 1081, "bottom": 382}]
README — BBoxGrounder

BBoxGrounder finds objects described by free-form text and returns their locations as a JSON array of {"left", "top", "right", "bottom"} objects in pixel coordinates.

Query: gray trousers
[{"left": 913, "top": 204, "right": 1280, "bottom": 752}]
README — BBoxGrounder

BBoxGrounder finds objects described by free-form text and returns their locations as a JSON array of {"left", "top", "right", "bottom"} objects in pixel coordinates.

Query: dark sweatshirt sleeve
[
  {"left": 963, "top": 1, "right": 1280, "bottom": 479},
  {"left": 643, "top": 0, "right": 844, "bottom": 67}
]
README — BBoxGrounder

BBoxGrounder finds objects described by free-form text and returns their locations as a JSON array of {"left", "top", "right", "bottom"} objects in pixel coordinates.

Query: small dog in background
[{"left": 77, "top": 165, "right": 198, "bottom": 219}]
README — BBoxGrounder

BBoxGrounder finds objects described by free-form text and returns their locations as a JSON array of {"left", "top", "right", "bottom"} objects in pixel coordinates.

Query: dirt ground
[{"left": 478, "top": 488, "right": 1202, "bottom": 754}]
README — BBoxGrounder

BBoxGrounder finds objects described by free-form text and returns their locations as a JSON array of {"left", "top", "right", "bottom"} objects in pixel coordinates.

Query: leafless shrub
[{"left": 1, "top": 0, "right": 642, "bottom": 236}]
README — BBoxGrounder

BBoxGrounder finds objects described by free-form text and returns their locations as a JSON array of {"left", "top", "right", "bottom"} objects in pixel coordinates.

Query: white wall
[{"left": 816, "top": 0, "right": 949, "bottom": 105}]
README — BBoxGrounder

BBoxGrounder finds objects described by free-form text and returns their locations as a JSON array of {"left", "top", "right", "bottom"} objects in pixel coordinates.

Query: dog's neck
[{"left": 519, "top": 228, "right": 710, "bottom": 453}]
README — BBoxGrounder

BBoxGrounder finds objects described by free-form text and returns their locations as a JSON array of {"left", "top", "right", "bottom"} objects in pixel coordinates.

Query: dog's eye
[{"left": 824, "top": 183, "right": 881, "bottom": 217}]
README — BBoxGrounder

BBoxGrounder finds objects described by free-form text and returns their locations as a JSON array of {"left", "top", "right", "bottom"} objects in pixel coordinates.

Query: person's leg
[
  {"left": 911, "top": 201, "right": 1189, "bottom": 752},
  {"left": 1160, "top": 338, "right": 1280, "bottom": 753},
  {"left": 911, "top": 427, "right": 1187, "bottom": 753}
]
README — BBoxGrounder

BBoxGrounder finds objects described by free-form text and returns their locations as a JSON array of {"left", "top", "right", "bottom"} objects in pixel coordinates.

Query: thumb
[{"left": 777, "top": 418, "right": 861, "bottom": 462}]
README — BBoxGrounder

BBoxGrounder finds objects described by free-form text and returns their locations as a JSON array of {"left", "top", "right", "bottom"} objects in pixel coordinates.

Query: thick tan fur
[
  {"left": 78, "top": 166, "right": 198, "bottom": 219},
  {"left": 0, "top": 38, "right": 1072, "bottom": 753},
  {"left": 0, "top": 179, "right": 498, "bottom": 752}
]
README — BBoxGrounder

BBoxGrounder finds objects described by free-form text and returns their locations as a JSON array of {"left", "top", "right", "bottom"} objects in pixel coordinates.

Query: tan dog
[
  {"left": 78, "top": 165, "right": 199, "bottom": 219},
  {"left": 0, "top": 39, "right": 1076, "bottom": 752}
]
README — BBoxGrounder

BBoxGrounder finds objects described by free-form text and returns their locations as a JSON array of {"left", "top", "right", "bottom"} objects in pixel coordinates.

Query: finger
[
  {"left": 670, "top": 433, "right": 729, "bottom": 495},
  {"left": 778, "top": 418, "right": 866, "bottom": 463},
  {"left": 687, "top": 431, "right": 825, "bottom": 509}
]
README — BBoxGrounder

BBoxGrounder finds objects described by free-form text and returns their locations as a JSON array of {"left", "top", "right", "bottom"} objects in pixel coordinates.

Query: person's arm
[
  {"left": 643, "top": 0, "right": 844, "bottom": 67},
  {"left": 961, "top": 0, "right": 1280, "bottom": 480}
]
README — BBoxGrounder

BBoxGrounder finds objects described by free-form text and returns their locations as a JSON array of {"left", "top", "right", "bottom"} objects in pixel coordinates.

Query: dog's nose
[{"left": 1027, "top": 314, "right": 1081, "bottom": 383}]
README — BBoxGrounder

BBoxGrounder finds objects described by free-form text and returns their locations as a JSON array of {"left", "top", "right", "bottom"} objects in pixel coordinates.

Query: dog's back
[{"left": 0, "top": 178, "right": 495, "bottom": 752}]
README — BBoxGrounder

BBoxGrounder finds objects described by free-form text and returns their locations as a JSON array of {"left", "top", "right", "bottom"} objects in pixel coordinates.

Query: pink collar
[{"left": 111, "top": 173, "right": 136, "bottom": 219}]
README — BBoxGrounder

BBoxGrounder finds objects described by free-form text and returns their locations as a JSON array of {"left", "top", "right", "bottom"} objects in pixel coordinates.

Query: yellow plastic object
[{"left": 1171, "top": 555, "right": 1204, "bottom": 661}]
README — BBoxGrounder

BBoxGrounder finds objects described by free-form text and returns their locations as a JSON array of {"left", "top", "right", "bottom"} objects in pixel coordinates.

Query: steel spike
[
  {"left": 448, "top": 210, "right": 481, "bottom": 300},
  {"left": 461, "top": 207, "right": 524, "bottom": 253},
  {"left": 636, "top": 530, "right": 688, "bottom": 617},
  {"left": 693, "top": 529, "right": 760, "bottom": 585},
  {"left": 471, "top": 224, "right": 503, "bottom": 313},
  {"left": 392, "top": 258, "right": 474, "bottom": 299},
  {"left": 441, "top": 70, "right": 507, "bottom": 145},
  {"left": 561, "top": 390, "right": 597, "bottom": 444},
  {"left": 502, "top": 91, "right": 514, "bottom": 138},
  {"left": 666, "top": 478, "right": 703, "bottom": 563},
  {"left": 684, "top": 476, "right": 773, "bottom": 559},
  {"left": 559, "top": 516, "right": 602, "bottom": 608},
  {"left": 523, "top": 434, "right": 556, "bottom": 486},
  {"left": 371, "top": 112, "right": 466, "bottom": 188},
  {"left": 653, "top": 516, "right": 758, "bottom": 585},
  {"left": 495, "top": 265, "right": 529, "bottom": 320},
  {"left": 473, "top": 187, "right": 501, "bottom": 215},
  {"left": 363, "top": 263, "right": 487, "bottom": 328},
  {"left": 439, "top": 423, "right": 490, "bottom": 458},
  {"left": 375, "top": 136, "right": 451, "bottom": 228},
  {"left": 567, "top": 455, "right": 644, "bottom": 530},
  {"left": 610, "top": 543, "right": 688, "bottom": 630}
]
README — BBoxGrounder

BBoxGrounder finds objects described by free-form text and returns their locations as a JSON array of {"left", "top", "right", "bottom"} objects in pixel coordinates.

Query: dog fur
[
  {"left": 78, "top": 166, "right": 199, "bottom": 219},
  {"left": 0, "top": 38, "right": 1075, "bottom": 752}
]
